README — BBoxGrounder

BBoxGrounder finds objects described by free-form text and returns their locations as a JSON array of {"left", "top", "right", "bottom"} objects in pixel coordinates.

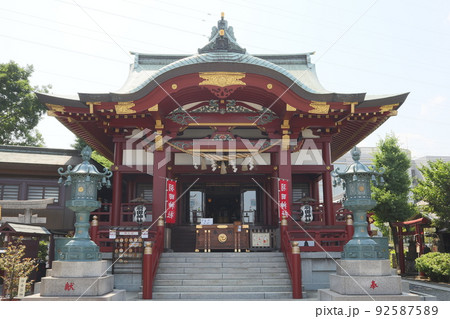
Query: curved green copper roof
[{"left": 118, "top": 51, "right": 326, "bottom": 95}]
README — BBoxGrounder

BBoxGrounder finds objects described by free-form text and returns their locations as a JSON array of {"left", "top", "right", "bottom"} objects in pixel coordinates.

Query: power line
[
  {"left": 0, "top": 33, "right": 128, "bottom": 65},
  {"left": 55, "top": 0, "right": 209, "bottom": 39},
  {"left": 0, "top": 8, "right": 193, "bottom": 53}
]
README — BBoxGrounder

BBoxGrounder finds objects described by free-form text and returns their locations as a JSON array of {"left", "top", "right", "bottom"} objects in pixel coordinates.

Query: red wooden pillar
[
  {"left": 111, "top": 138, "right": 124, "bottom": 226},
  {"left": 265, "top": 177, "right": 273, "bottom": 226},
  {"left": 346, "top": 214, "right": 354, "bottom": 240},
  {"left": 277, "top": 145, "right": 292, "bottom": 221},
  {"left": 311, "top": 178, "right": 320, "bottom": 203},
  {"left": 291, "top": 242, "right": 302, "bottom": 299},
  {"left": 90, "top": 215, "right": 99, "bottom": 245},
  {"left": 153, "top": 150, "right": 167, "bottom": 223},
  {"left": 142, "top": 242, "right": 153, "bottom": 299},
  {"left": 280, "top": 216, "right": 288, "bottom": 252},
  {"left": 416, "top": 224, "right": 424, "bottom": 256},
  {"left": 111, "top": 171, "right": 122, "bottom": 226},
  {"left": 417, "top": 224, "right": 426, "bottom": 277},
  {"left": 271, "top": 153, "right": 278, "bottom": 224},
  {"left": 397, "top": 226, "right": 406, "bottom": 274},
  {"left": 322, "top": 139, "right": 334, "bottom": 225}
]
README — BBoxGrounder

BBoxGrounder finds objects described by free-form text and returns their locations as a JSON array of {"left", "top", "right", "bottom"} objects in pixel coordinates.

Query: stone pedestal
[
  {"left": 319, "top": 259, "right": 424, "bottom": 301},
  {"left": 23, "top": 261, "right": 125, "bottom": 301}
]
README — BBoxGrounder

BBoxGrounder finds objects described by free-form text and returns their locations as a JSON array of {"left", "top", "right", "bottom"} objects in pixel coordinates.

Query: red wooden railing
[
  {"left": 142, "top": 217, "right": 165, "bottom": 299},
  {"left": 120, "top": 203, "right": 153, "bottom": 226},
  {"left": 279, "top": 208, "right": 355, "bottom": 299},
  {"left": 91, "top": 202, "right": 154, "bottom": 227},
  {"left": 291, "top": 202, "right": 350, "bottom": 226},
  {"left": 286, "top": 228, "right": 349, "bottom": 252},
  {"left": 281, "top": 217, "right": 302, "bottom": 299},
  {"left": 90, "top": 214, "right": 165, "bottom": 299}
]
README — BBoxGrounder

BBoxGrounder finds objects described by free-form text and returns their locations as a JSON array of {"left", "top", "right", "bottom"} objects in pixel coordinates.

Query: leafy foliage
[
  {"left": 413, "top": 160, "right": 450, "bottom": 229},
  {"left": 0, "top": 61, "right": 50, "bottom": 146},
  {"left": 38, "top": 240, "right": 49, "bottom": 261},
  {"left": 415, "top": 252, "right": 450, "bottom": 282},
  {"left": 0, "top": 240, "right": 38, "bottom": 300},
  {"left": 371, "top": 134, "right": 416, "bottom": 225},
  {"left": 71, "top": 137, "right": 113, "bottom": 169}
]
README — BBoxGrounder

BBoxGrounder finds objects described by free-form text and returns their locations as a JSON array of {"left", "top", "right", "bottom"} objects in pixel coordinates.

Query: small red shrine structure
[
  {"left": 36, "top": 14, "right": 408, "bottom": 297},
  {"left": 392, "top": 217, "right": 431, "bottom": 274}
]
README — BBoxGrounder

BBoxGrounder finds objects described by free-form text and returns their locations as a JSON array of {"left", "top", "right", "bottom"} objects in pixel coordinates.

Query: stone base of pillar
[
  {"left": 23, "top": 260, "right": 125, "bottom": 301},
  {"left": 318, "top": 289, "right": 424, "bottom": 301},
  {"left": 318, "top": 259, "right": 431, "bottom": 301}
]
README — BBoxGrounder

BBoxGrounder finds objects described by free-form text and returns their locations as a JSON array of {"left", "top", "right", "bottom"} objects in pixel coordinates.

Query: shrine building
[{"left": 36, "top": 15, "right": 408, "bottom": 297}]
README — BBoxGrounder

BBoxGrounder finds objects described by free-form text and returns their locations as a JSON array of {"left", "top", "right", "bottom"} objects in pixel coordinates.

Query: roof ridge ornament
[{"left": 198, "top": 13, "right": 246, "bottom": 54}]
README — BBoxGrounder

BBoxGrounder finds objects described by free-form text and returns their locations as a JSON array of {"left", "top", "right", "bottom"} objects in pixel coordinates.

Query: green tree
[
  {"left": 371, "top": 134, "right": 416, "bottom": 264},
  {"left": 0, "top": 61, "right": 50, "bottom": 146},
  {"left": 0, "top": 239, "right": 38, "bottom": 300},
  {"left": 413, "top": 160, "right": 450, "bottom": 235},
  {"left": 71, "top": 136, "right": 113, "bottom": 169}
]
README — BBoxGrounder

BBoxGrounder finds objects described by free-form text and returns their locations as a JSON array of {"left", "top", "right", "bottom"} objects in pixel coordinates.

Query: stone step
[
  {"left": 159, "top": 256, "right": 285, "bottom": 263},
  {"left": 152, "top": 291, "right": 293, "bottom": 300},
  {"left": 157, "top": 267, "right": 288, "bottom": 274},
  {"left": 154, "top": 285, "right": 291, "bottom": 293},
  {"left": 151, "top": 252, "right": 292, "bottom": 300},
  {"left": 113, "top": 269, "right": 142, "bottom": 274},
  {"left": 155, "top": 272, "right": 290, "bottom": 280},
  {"left": 153, "top": 278, "right": 292, "bottom": 286},
  {"left": 158, "top": 262, "right": 287, "bottom": 268},
  {"left": 162, "top": 252, "right": 283, "bottom": 258}
]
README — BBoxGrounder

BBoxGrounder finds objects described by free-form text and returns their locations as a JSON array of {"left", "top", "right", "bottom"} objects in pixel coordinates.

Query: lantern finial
[
  {"left": 81, "top": 146, "right": 92, "bottom": 162},
  {"left": 351, "top": 146, "right": 361, "bottom": 162}
]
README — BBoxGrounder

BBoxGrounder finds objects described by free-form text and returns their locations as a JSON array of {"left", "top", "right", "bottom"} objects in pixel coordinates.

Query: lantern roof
[{"left": 332, "top": 147, "right": 384, "bottom": 178}]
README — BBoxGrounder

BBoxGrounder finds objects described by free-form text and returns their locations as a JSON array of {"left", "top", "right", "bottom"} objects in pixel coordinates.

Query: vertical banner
[
  {"left": 165, "top": 179, "right": 177, "bottom": 224},
  {"left": 278, "top": 179, "right": 291, "bottom": 220}
]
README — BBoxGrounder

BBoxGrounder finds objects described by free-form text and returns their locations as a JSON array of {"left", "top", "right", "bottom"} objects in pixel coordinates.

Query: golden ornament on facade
[
  {"left": 308, "top": 101, "right": 330, "bottom": 114},
  {"left": 218, "top": 233, "right": 228, "bottom": 243},
  {"left": 171, "top": 84, "right": 178, "bottom": 90},
  {"left": 114, "top": 101, "right": 136, "bottom": 114},
  {"left": 78, "top": 186, "right": 84, "bottom": 193},
  {"left": 286, "top": 104, "right": 296, "bottom": 111},
  {"left": 379, "top": 103, "right": 398, "bottom": 113},
  {"left": 267, "top": 83, "right": 273, "bottom": 89},
  {"left": 46, "top": 103, "right": 66, "bottom": 113},
  {"left": 198, "top": 72, "right": 246, "bottom": 87}
]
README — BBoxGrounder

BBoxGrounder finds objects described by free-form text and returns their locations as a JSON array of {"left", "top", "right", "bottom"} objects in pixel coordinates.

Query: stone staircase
[
  {"left": 152, "top": 252, "right": 293, "bottom": 300},
  {"left": 113, "top": 259, "right": 142, "bottom": 292}
]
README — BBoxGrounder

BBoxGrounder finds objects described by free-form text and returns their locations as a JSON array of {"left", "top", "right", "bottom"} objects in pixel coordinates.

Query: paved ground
[
  {"left": 403, "top": 277, "right": 450, "bottom": 301},
  {"left": 128, "top": 279, "right": 449, "bottom": 301},
  {"left": 3, "top": 276, "right": 448, "bottom": 301}
]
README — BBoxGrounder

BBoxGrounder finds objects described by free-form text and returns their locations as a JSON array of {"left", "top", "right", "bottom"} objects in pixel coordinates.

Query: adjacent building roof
[
  {"left": 0, "top": 222, "right": 51, "bottom": 235},
  {"left": 0, "top": 145, "right": 102, "bottom": 176}
]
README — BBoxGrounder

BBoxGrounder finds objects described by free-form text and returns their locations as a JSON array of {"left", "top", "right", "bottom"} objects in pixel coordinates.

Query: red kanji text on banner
[
  {"left": 278, "top": 179, "right": 291, "bottom": 219},
  {"left": 165, "top": 179, "right": 177, "bottom": 224}
]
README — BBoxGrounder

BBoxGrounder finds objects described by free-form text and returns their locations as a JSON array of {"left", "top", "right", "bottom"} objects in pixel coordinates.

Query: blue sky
[{"left": 1, "top": 0, "right": 449, "bottom": 158}]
